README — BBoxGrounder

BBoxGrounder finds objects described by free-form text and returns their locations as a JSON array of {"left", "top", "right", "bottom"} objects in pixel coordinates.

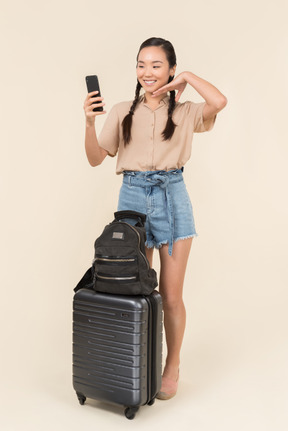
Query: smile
[{"left": 144, "top": 80, "right": 157, "bottom": 85}]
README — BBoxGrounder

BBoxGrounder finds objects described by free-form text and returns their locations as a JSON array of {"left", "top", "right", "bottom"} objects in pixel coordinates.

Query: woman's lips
[{"left": 143, "top": 80, "right": 157, "bottom": 86}]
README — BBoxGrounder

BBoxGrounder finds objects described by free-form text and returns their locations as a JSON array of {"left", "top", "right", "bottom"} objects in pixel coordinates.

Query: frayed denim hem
[
  {"left": 145, "top": 233, "right": 198, "bottom": 251},
  {"left": 145, "top": 241, "right": 159, "bottom": 249},
  {"left": 174, "top": 233, "right": 199, "bottom": 243}
]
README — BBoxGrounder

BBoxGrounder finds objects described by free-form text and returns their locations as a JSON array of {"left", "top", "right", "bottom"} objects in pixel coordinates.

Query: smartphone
[{"left": 85, "top": 75, "right": 103, "bottom": 112}]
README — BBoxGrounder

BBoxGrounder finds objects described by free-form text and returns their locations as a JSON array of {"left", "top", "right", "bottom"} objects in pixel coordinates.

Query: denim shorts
[{"left": 117, "top": 168, "right": 198, "bottom": 256}]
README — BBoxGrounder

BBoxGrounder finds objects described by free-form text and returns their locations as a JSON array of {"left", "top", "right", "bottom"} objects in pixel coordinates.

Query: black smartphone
[{"left": 85, "top": 75, "right": 103, "bottom": 112}]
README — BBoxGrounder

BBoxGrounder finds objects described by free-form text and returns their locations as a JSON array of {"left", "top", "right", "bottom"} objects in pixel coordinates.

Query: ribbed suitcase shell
[{"left": 72, "top": 288, "right": 163, "bottom": 418}]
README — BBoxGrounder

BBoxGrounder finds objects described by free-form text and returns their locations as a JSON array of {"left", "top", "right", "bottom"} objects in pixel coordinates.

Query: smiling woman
[{"left": 83, "top": 36, "right": 227, "bottom": 401}]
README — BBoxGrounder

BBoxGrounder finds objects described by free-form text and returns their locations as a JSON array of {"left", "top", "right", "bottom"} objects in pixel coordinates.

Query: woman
[{"left": 83, "top": 37, "right": 227, "bottom": 400}]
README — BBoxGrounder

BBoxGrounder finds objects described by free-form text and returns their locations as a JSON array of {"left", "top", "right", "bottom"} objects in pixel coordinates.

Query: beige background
[{"left": 1, "top": 0, "right": 287, "bottom": 429}]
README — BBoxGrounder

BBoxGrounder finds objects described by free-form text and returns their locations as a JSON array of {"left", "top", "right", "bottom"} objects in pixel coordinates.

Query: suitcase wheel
[
  {"left": 148, "top": 398, "right": 155, "bottom": 406},
  {"left": 76, "top": 393, "right": 86, "bottom": 405},
  {"left": 124, "top": 406, "right": 139, "bottom": 420}
]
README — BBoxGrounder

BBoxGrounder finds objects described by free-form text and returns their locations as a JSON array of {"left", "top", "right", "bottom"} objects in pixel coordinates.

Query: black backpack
[{"left": 74, "top": 211, "right": 158, "bottom": 295}]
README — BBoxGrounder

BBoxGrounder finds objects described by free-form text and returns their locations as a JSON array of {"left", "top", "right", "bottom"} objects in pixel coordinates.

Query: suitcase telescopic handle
[{"left": 114, "top": 210, "right": 146, "bottom": 226}]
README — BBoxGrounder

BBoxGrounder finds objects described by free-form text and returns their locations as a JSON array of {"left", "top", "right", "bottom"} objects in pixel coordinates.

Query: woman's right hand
[{"left": 83, "top": 91, "right": 106, "bottom": 124}]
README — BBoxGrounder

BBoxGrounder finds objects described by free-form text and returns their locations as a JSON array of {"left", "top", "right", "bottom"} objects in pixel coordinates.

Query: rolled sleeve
[
  {"left": 193, "top": 101, "right": 217, "bottom": 133},
  {"left": 98, "top": 104, "right": 120, "bottom": 157}
]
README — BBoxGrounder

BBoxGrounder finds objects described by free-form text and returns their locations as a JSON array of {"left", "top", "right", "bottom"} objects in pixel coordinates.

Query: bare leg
[{"left": 158, "top": 238, "right": 193, "bottom": 381}]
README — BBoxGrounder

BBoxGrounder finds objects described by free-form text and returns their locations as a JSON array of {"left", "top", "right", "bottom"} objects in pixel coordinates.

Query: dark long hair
[{"left": 122, "top": 37, "right": 177, "bottom": 146}]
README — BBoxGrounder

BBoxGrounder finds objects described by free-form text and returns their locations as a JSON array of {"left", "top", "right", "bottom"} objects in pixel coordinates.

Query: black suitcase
[{"left": 72, "top": 288, "right": 163, "bottom": 420}]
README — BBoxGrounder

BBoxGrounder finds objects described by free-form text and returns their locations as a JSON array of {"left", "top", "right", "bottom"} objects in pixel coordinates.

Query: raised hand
[
  {"left": 83, "top": 91, "right": 106, "bottom": 124},
  {"left": 152, "top": 73, "right": 188, "bottom": 102}
]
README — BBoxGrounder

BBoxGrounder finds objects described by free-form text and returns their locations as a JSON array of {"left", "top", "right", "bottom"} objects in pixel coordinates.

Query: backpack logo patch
[{"left": 112, "top": 231, "right": 124, "bottom": 240}]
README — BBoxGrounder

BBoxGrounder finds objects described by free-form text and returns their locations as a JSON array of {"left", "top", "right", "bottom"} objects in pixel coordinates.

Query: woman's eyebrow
[{"left": 137, "top": 60, "right": 163, "bottom": 64}]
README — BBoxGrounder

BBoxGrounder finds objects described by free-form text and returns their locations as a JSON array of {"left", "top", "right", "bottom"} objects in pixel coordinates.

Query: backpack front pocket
[
  {"left": 93, "top": 255, "right": 138, "bottom": 279},
  {"left": 95, "top": 273, "right": 138, "bottom": 283}
]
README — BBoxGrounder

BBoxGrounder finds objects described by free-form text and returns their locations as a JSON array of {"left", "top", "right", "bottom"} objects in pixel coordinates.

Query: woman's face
[{"left": 136, "top": 46, "right": 176, "bottom": 94}]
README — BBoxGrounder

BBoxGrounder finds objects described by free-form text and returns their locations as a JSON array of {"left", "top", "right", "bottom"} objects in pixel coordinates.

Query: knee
[{"left": 161, "top": 292, "right": 185, "bottom": 313}]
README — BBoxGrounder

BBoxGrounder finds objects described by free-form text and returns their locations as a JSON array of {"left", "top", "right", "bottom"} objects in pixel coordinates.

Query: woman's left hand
[{"left": 152, "top": 72, "right": 188, "bottom": 102}]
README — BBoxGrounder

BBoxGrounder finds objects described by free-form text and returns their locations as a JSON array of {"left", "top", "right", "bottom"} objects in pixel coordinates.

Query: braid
[
  {"left": 162, "top": 76, "right": 177, "bottom": 141},
  {"left": 122, "top": 80, "right": 142, "bottom": 146}
]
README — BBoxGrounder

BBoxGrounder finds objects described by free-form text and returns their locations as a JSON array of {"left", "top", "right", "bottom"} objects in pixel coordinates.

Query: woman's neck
[{"left": 144, "top": 91, "right": 167, "bottom": 108}]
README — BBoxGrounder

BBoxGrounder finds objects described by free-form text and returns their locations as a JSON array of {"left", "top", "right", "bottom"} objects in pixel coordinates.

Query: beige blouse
[{"left": 98, "top": 94, "right": 216, "bottom": 174}]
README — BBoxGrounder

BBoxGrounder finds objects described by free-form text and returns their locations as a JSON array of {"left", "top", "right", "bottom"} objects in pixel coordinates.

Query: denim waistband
[
  {"left": 122, "top": 168, "right": 184, "bottom": 188},
  {"left": 122, "top": 168, "right": 184, "bottom": 256}
]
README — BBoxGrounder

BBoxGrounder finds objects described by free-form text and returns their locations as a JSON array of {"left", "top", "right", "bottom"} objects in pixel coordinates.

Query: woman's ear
[{"left": 170, "top": 65, "right": 176, "bottom": 77}]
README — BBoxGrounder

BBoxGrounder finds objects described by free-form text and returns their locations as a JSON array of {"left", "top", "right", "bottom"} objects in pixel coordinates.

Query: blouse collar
[{"left": 139, "top": 94, "right": 170, "bottom": 107}]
